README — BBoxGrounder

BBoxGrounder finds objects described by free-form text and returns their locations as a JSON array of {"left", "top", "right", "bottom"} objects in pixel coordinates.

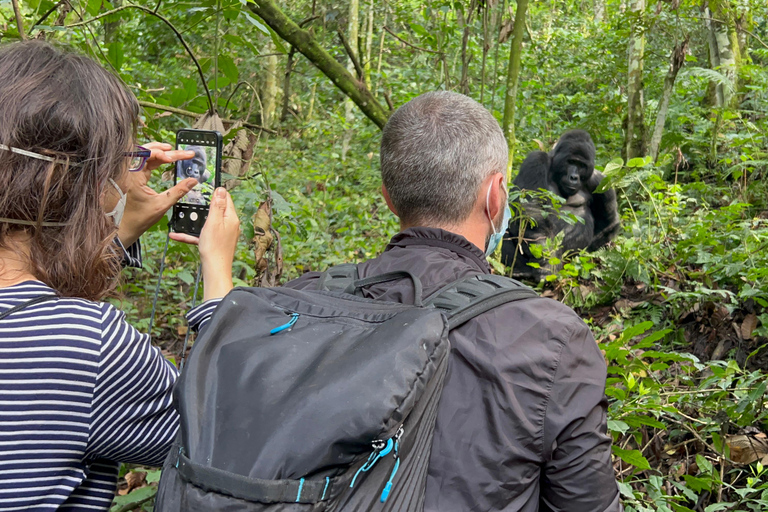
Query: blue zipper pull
[
  {"left": 380, "top": 457, "right": 400, "bottom": 503},
  {"left": 380, "top": 426, "right": 404, "bottom": 503},
  {"left": 270, "top": 312, "right": 299, "bottom": 335}
]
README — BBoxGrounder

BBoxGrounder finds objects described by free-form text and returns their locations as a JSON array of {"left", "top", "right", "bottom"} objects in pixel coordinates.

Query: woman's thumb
[{"left": 211, "top": 187, "right": 228, "bottom": 213}]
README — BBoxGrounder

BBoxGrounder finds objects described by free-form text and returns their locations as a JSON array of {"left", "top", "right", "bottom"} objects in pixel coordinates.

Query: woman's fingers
[{"left": 169, "top": 232, "right": 200, "bottom": 245}]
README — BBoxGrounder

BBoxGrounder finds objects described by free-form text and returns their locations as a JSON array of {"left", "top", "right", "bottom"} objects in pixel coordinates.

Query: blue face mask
[{"left": 485, "top": 182, "right": 511, "bottom": 257}]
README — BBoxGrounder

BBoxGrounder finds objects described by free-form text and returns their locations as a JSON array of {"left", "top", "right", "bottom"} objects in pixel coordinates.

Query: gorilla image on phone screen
[{"left": 176, "top": 145, "right": 214, "bottom": 205}]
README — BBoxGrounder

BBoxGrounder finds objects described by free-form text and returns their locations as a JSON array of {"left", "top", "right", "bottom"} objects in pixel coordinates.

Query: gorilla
[
  {"left": 501, "top": 130, "right": 620, "bottom": 279},
  {"left": 176, "top": 145, "right": 211, "bottom": 205},
  {"left": 177, "top": 145, "right": 210, "bottom": 184}
]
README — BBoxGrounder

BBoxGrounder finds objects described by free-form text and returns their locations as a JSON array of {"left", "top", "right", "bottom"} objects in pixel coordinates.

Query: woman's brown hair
[{"left": 0, "top": 40, "right": 139, "bottom": 300}]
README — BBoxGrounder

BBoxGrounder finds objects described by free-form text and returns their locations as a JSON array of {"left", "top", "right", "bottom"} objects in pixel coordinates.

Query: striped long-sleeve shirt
[{"left": 0, "top": 280, "right": 219, "bottom": 511}]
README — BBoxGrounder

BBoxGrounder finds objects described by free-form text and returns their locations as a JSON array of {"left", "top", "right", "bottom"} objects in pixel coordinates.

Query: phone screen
[{"left": 176, "top": 141, "right": 217, "bottom": 206}]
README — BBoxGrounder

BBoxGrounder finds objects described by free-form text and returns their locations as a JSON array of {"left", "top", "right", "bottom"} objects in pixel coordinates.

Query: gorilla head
[
  {"left": 177, "top": 145, "right": 211, "bottom": 184},
  {"left": 549, "top": 130, "right": 596, "bottom": 198}
]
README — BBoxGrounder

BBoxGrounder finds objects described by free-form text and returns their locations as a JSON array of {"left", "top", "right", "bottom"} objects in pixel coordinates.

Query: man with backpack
[{"left": 157, "top": 92, "right": 621, "bottom": 511}]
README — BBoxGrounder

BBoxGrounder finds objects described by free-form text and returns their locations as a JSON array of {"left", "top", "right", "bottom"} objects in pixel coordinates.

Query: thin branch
[
  {"left": 686, "top": 14, "right": 768, "bottom": 50},
  {"left": 382, "top": 25, "right": 443, "bottom": 55},
  {"left": 383, "top": 90, "right": 394, "bottom": 111},
  {"left": 65, "top": 4, "right": 214, "bottom": 114},
  {"left": 224, "top": 80, "right": 259, "bottom": 114},
  {"left": 138, "top": 100, "right": 278, "bottom": 134},
  {"left": 337, "top": 28, "right": 365, "bottom": 82},
  {"left": 299, "top": 15, "right": 319, "bottom": 28},
  {"left": 11, "top": 0, "right": 26, "bottom": 39},
  {"left": 29, "top": 0, "right": 66, "bottom": 34}
]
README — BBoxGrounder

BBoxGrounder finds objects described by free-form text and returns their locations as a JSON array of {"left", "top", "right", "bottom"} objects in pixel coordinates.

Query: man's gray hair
[{"left": 380, "top": 91, "right": 508, "bottom": 226}]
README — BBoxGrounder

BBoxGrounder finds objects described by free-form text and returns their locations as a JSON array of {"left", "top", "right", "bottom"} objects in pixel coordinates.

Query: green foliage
[{"left": 3, "top": 0, "right": 768, "bottom": 509}]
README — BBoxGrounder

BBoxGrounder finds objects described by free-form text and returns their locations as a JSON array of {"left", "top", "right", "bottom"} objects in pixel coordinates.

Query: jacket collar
[{"left": 385, "top": 227, "right": 491, "bottom": 274}]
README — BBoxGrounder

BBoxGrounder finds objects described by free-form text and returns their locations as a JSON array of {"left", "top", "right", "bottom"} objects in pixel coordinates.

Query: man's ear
[
  {"left": 484, "top": 172, "right": 506, "bottom": 221},
  {"left": 382, "top": 185, "right": 399, "bottom": 217}
]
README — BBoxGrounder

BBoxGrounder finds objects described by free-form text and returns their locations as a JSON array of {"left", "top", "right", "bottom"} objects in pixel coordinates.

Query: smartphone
[{"left": 170, "top": 129, "right": 223, "bottom": 237}]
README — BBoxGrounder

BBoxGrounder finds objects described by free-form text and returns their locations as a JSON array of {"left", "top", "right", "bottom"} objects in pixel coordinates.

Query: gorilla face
[
  {"left": 177, "top": 146, "right": 210, "bottom": 184},
  {"left": 550, "top": 130, "right": 596, "bottom": 198}
]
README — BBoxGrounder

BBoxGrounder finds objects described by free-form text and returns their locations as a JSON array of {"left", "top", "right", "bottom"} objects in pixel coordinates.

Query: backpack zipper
[
  {"left": 349, "top": 425, "right": 404, "bottom": 503},
  {"left": 270, "top": 312, "right": 299, "bottom": 335}
]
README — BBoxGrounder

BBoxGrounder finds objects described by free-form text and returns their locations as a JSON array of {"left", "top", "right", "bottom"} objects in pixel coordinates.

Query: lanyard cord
[
  {"left": 179, "top": 265, "right": 202, "bottom": 370},
  {"left": 147, "top": 232, "right": 202, "bottom": 371}
]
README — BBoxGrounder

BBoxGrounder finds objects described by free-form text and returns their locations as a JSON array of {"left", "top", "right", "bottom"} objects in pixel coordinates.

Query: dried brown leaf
[
  {"left": 741, "top": 313, "right": 758, "bottom": 340},
  {"left": 125, "top": 471, "right": 146, "bottom": 492},
  {"left": 726, "top": 434, "right": 768, "bottom": 464}
]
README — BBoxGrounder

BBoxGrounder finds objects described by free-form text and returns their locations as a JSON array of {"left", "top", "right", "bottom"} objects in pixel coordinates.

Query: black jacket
[{"left": 287, "top": 227, "right": 621, "bottom": 512}]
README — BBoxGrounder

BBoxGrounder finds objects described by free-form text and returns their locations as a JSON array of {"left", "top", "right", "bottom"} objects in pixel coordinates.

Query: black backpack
[{"left": 155, "top": 265, "right": 536, "bottom": 511}]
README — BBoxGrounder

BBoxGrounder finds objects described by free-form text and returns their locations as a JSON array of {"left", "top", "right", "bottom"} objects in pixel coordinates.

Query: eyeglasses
[{"left": 125, "top": 145, "right": 151, "bottom": 172}]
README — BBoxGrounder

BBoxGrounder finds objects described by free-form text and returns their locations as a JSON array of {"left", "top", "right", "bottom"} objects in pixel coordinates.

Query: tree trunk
[
  {"left": 459, "top": 1, "right": 476, "bottom": 95},
  {"left": 501, "top": 0, "right": 529, "bottom": 179},
  {"left": 649, "top": 38, "right": 688, "bottom": 162},
  {"left": 480, "top": 2, "right": 488, "bottom": 103},
  {"left": 341, "top": 0, "right": 360, "bottom": 162},
  {"left": 249, "top": 0, "right": 388, "bottom": 129},
  {"left": 625, "top": 0, "right": 646, "bottom": 160},
  {"left": 705, "top": 4, "right": 740, "bottom": 108},
  {"left": 364, "top": 0, "right": 374, "bottom": 84},
  {"left": 104, "top": 0, "right": 123, "bottom": 43},
  {"left": 490, "top": 0, "right": 506, "bottom": 111},
  {"left": 263, "top": 41, "right": 279, "bottom": 129},
  {"left": 374, "top": 8, "right": 387, "bottom": 97},
  {"left": 594, "top": 0, "right": 605, "bottom": 23},
  {"left": 280, "top": 47, "right": 297, "bottom": 122},
  {"left": 307, "top": 82, "right": 317, "bottom": 121}
]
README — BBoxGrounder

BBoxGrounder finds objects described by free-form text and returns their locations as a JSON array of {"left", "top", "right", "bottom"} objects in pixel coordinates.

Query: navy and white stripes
[{"left": 0, "top": 280, "right": 218, "bottom": 510}]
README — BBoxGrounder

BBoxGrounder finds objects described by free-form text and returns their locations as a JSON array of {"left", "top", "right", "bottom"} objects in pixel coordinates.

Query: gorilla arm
[
  {"left": 585, "top": 170, "right": 620, "bottom": 251},
  {"left": 513, "top": 151, "right": 559, "bottom": 195}
]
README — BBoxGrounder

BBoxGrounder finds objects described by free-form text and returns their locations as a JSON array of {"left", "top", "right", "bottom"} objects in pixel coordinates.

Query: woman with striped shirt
[{"left": 0, "top": 41, "right": 240, "bottom": 510}]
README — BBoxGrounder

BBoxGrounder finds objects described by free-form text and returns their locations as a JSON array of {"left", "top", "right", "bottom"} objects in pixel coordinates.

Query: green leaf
[
  {"left": 608, "top": 419, "right": 630, "bottom": 435},
  {"left": 217, "top": 55, "right": 239, "bottom": 84},
  {"left": 617, "top": 481, "right": 635, "bottom": 499},
  {"left": 619, "top": 321, "right": 653, "bottom": 344},
  {"left": 704, "top": 503, "right": 734, "bottom": 512},
  {"left": 177, "top": 270, "right": 194, "bottom": 285},
  {"left": 626, "top": 157, "right": 648, "bottom": 168},
  {"left": 109, "top": 485, "right": 157, "bottom": 510},
  {"left": 86, "top": 0, "right": 102, "bottom": 17},
  {"left": 603, "top": 158, "right": 624, "bottom": 175},
  {"left": 243, "top": 12, "right": 269, "bottom": 34},
  {"left": 268, "top": 27, "right": 288, "bottom": 54},
  {"left": 612, "top": 447, "right": 651, "bottom": 470},
  {"left": 683, "top": 474, "right": 713, "bottom": 493},
  {"left": 107, "top": 42, "right": 124, "bottom": 72},
  {"left": 696, "top": 454, "right": 714, "bottom": 475}
]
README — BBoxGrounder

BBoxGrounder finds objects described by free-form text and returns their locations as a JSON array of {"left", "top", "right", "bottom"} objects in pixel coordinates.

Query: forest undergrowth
[
  {"left": 5, "top": 0, "right": 767, "bottom": 509},
  {"left": 108, "top": 121, "right": 768, "bottom": 512}
]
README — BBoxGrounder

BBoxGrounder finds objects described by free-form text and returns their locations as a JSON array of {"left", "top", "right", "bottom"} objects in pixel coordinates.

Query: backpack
[{"left": 155, "top": 265, "right": 536, "bottom": 511}]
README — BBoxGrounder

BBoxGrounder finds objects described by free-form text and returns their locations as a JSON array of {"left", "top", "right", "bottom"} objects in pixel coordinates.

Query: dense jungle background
[{"left": 3, "top": 0, "right": 768, "bottom": 509}]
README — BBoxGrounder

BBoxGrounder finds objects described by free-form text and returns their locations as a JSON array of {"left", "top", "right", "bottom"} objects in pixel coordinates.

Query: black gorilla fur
[
  {"left": 501, "top": 130, "right": 620, "bottom": 279},
  {"left": 177, "top": 146, "right": 210, "bottom": 184}
]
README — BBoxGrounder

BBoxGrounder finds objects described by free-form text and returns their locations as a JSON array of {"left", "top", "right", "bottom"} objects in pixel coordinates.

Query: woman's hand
[
  {"left": 117, "top": 142, "right": 197, "bottom": 247},
  {"left": 171, "top": 188, "right": 240, "bottom": 301}
]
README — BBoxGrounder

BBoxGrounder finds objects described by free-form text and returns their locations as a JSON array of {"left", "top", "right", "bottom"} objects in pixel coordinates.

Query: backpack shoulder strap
[
  {"left": 424, "top": 274, "right": 537, "bottom": 330},
  {"left": 316, "top": 263, "right": 359, "bottom": 293},
  {"left": 0, "top": 294, "right": 57, "bottom": 321}
]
